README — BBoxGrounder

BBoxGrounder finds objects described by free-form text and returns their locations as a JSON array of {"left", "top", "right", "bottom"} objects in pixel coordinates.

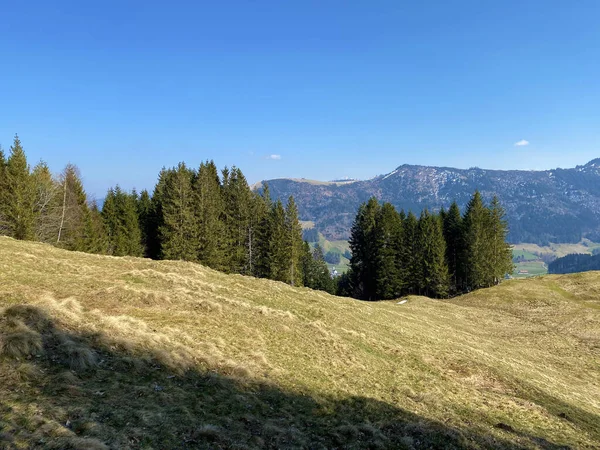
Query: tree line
[
  {"left": 340, "top": 193, "right": 513, "bottom": 299},
  {"left": 0, "top": 134, "right": 512, "bottom": 300},
  {"left": 0, "top": 135, "right": 334, "bottom": 293},
  {"left": 548, "top": 252, "right": 600, "bottom": 275}
]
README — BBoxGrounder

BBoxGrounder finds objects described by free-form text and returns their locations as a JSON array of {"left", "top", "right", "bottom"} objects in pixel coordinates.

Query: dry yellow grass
[{"left": 0, "top": 236, "right": 598, "bottom": 449}]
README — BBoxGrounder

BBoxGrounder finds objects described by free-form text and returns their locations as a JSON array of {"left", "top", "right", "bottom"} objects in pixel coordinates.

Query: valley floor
[{"left": 0, "top": 237, "right": 599, "bottom": 449}]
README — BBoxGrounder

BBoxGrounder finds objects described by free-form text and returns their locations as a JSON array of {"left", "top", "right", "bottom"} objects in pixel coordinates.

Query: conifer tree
[
  {"left": 193, "top": 161, "right": 225, "bottom": 269},
  {"left": 146, "top": 168, "right": 168, "bottom": 260},
  {"left": 442, "top": 201, "right": 464, "bottom": 293},
  {"left": 417, "top": 210, "right": 449, "bottom": 298},
  {"left": 222, "top": 167, "right": 253, "bottom": 273},
  {"left": 137, "top": 189, "right": 152, "bottom": 257},
  {"left": 374, "top": 202, "right": 403, "bottom": 299},
  {"left": 122, "top": 190, "right": 143, "bottom": 256},
  {"left": 102, "top": 187, "right": 143, "bottom": 256},
  {"left": 159, "top": 163, "right": 197, "bottom": 260},
  {"left": 348, "top": 197, "right": 381, "bottom": 300},
  {"left": 55, "top": 164, "right": 90, "bottom": 250},
  {"left": 301, "top": 243, "right": 335, "bottom": 293},
  {"left": 284, "top": 196, "right": 304, "bottom": 286},
  {"left": 253, "top": 183, "right": 274, "bottom": 278},
  {"left": 488, "top": 196, "right": 514, "bottom": 283},
  {"left": 1, "top": 135, "right": 36, "bottom": 239},
  {"left": 269, "top": 199, "right": 288, "bottom": 282},
  {"left": 463, "top": 191, "right": 489, "bottom": 290},
  {"left": 401, "top": 211, "right": 420, "bottom": 295},
  {"left": 82, "top": 201, "right": 107, "bottom": 254}
]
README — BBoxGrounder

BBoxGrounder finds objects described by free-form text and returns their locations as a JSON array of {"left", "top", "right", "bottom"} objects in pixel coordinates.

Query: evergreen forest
[{"left": 341, "top": 194, "right": 514, "bottom": 299}]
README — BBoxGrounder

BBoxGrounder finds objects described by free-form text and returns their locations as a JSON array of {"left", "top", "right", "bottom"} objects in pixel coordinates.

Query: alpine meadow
[{"left": 2, "top": 3, "right": 600, "bottom": 448}]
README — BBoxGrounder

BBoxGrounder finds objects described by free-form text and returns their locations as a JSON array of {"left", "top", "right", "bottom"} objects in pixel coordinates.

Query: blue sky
[{"left": 1, "top": 1, "right": 599, "bottom": 198}]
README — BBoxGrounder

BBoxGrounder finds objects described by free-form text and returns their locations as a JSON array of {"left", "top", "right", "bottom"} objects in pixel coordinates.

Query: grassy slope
[{"left": 0, "top": 237, "right": 598, "bottom": 450}]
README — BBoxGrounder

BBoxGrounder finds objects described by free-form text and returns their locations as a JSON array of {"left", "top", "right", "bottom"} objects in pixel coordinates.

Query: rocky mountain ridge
[{"left": 260, "top": 159, "right": 600, "bottom": 244}]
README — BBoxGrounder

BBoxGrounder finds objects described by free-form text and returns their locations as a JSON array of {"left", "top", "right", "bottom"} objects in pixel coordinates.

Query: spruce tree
[
  {"left": 269, "top": 199, "right": 288, "bottom": 282},
  {"left": 348, "top": 197, "right": 380, "bottom": 300},
  {"left": 401, "top": 211, "right": 420, "bottom": 295},
  {"left": 463, "top": 191, "right": 489, "bottom": 290},
  {"left": 146, "top": 168, "right": 168, "bottom": 260},
  {"left": 417, "top": 210, "right": 449, "bottom": 298},
  {"left": 284, "top": 196, "right": 304, "bottom": 286},
  {"left": 193, "top": 161, "right": 225, "bottom": 269},
  {"left": 253, "top": 183, "right": 273, "bottom": 278},
  {"left": 137, "top": 189, "right": 152, "bottom": 257},
  {"left": 1, "top": 135, "right": 36, "bottom": 239},
  {"left": 488, "top": 196, "right": 514, "bottom": 283},
  {"left": 121, "top": 190, "right": 143, "bottom": 256},
  {"left": 221, "top": 167, "right": 252, "bottom": 274},
  {"left": 159, "top": 163, "right": 197, "bottom": 260},
  {"left": 82, "top": 201, "right": 108, "bottom": 254},
  {"left": 374, "top": 202, "right": 403, "bottom": 299},
  {"left": 442, "top": 201, "right": 465, "bottom": 293},
  {"left": 56, "top": 164, "right": 90, "bottom": 250}
]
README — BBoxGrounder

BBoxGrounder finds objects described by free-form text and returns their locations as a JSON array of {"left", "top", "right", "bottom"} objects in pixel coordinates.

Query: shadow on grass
[{"left": 0, "top": 304, "right": 581, "bottom": 449}]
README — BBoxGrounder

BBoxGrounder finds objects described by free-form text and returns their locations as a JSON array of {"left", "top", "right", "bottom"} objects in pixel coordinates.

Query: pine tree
[
  {"left": 1, "top": 135, "right": 36, "bottom": 239},
  {"left": 193, "top": 161, "right": 225, "bottom": 269},
  {"left": 253, "top": 183, "right": 273, "bottom": 278},
  {"left": 269, "top": 199, "right": 288, "bottom": 282},
  {"left": 82, "top": 201, "right": 107, "bottom": 254},
  {"left": 401, "top": 211, "right": 420, "bottom": 295},
  {"left": 221, "top": 167, "right": 253, "bottom": 273},
  {"left": 442, "top": 201, "right": 465, "bottom": 293},
  {"left": 417, "top": 210, "right": 449, "bottom": 298},
  {"left": 301, "top": 243, "right": 335, "bottom": 293},
  {"left": 159, "top": 163, "right": 197, "bottom": 260},
  {"left": 146, "top": 168, "right": 168, "bottom": 260},
  {"left": 137, "top": 189, "right": 152, "bottom": 257},
  {"left": 348, "top": 197, "right": 380, "bottom": 300},
  {"left": 488, "top": 196, "right": 514, "bottom": 284},
  {"left": 463, "top": 191, "right": 489, "bottom": 290},
  {"left": 121, "top": 190, "right": 143, "bottom": 256},
  {"left": 374, "top": 202, "right": 403, "bottom": 299},
  {"left": 55, "top": 164, "right": 90, "bottom": 250},
  {"left": 284, "top": 196, "right": 304, "bottom": 286}
]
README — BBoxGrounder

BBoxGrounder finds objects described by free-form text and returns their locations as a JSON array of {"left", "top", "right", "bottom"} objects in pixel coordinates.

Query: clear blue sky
[{"left": 1, "top": 1, "right": 599, "bottom": 198}]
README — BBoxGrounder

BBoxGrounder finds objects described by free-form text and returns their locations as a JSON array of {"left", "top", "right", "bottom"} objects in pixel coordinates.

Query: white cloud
[
  {"left": 514, "top": 139, "right": 530, "bottom": 147},
  {"left": 266, "top": 154, "right": 282, "bottom": 160}
]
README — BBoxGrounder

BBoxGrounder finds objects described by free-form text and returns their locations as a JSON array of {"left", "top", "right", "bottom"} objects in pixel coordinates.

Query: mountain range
[{"left": 259, "top": 158, "right": 600, "bottom": 244}]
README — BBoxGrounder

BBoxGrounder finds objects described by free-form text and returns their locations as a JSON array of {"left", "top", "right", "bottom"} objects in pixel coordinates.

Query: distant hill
[
  {"left": 260, "top": 159, "right": 600, "bottom": 244},
  {"left": 1, "top": 237, "right": 599, "bottom": 448},
  {"left": 548, "top": 252, "right": 600, "bottom": 274}
]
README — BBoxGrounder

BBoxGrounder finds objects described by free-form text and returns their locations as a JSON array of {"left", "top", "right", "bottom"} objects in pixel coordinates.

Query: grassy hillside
[{"left": 0, "top": 237, "right": 599, "bottom": 449}]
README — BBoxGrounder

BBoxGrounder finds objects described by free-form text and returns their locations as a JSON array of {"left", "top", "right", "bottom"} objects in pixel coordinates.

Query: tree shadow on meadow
[{"left": 0, "top": 304, "right": 584, "bottom": 450}]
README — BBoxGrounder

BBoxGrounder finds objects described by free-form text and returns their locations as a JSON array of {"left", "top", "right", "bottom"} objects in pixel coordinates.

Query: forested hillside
[
  {"left": 548, "top": 253, "right": 600, "bottom": 274},
  {"left": 0, "top": 135, "right": 333, "bottom": 293},
  {"left": 262, "top": 159, "right": 600, "bottom": 244}
]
